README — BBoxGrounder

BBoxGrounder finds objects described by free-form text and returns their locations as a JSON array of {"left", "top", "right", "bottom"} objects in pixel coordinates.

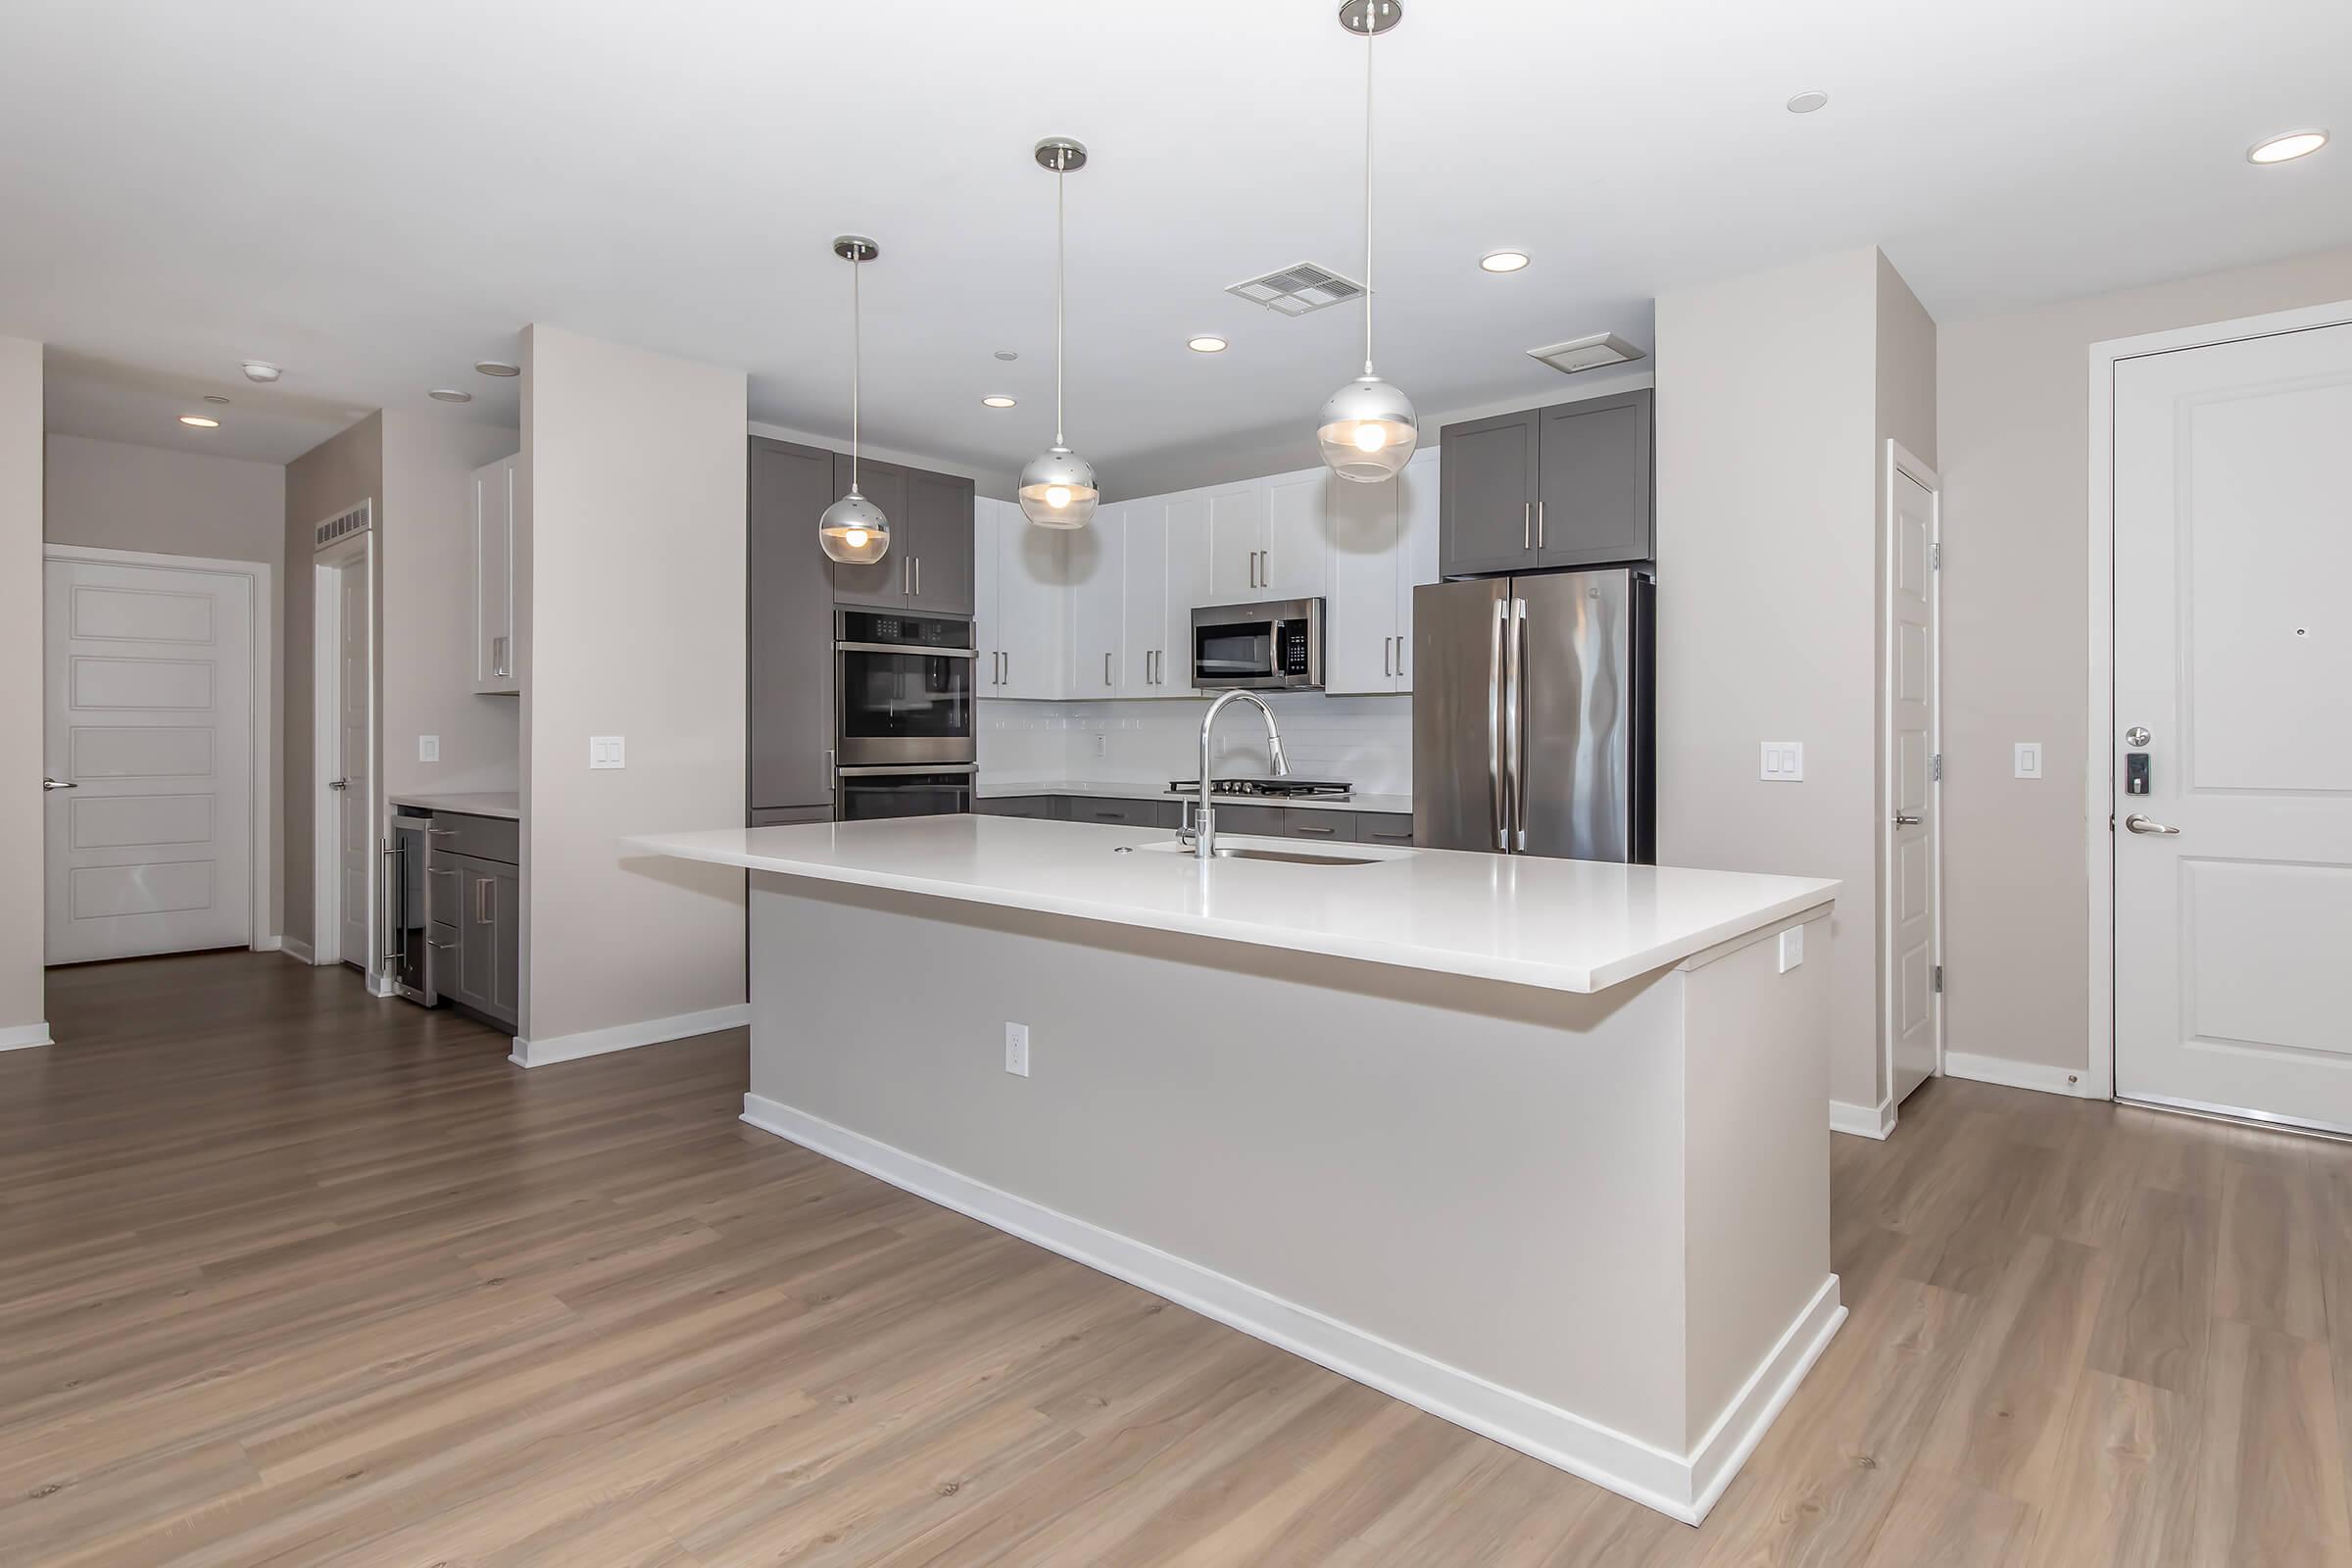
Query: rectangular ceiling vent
[
  {"left": 1226, "top": 262, "right": 1366, "bottom": 318},
  {"left": 313, "top": 498, "right": 373, "bottom": 553},
  {"left": 1527, "top": 333, "right": 1647, "bottom": 376}
]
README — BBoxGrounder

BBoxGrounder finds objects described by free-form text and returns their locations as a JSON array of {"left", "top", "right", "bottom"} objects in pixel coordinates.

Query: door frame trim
[
  {"left": 312, "top": 527, "right": 376, "bottom": 976},
  {"left": 1880, "top": 440, "right": 1943, "bottom": 1114},
  {"left": 41, "top": 543, "right": 276, "bottom": 956},
  {"left": 2084, "top": 296, "right": 2352, "bottom": 1104}
]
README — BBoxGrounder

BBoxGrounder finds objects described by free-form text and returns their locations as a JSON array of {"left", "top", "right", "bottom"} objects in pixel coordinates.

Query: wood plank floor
[{"left": 7, "top": 951, "right": 2351, "bottom": 1565}]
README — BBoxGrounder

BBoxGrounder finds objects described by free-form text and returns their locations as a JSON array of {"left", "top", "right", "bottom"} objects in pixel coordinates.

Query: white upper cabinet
[
  {"left": 1160, "top": 490, "right": 1211, "bottom": 697},
  {"left": 1119, "top": 499, "right": 1169, "bottom": 697},
  {"left": 1323, "top": 448, "right": 1440, "bottom": 695},
  {"left": 472, "top": 454, "right": 519, "bottom": 695},
  {"left": 1066, "top": 503, "right": 1127, "bottom": 697},
  {"left": 1205, "top": 482, "right": 1262, "bottom": 601},
  {"left": 974, "top": 497, "right": 1069, "bottom": 701},
  {"left": 1258, "top": 470, "right": 1333, "bottom": 602},
  {"left": 1396, "top": 449, "right": 1441, "bottom": 693}
]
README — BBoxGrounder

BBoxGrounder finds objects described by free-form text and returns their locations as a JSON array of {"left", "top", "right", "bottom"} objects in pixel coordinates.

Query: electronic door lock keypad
[{"left": 2126, "top": 752, "right": 2150, "bottom": 796}]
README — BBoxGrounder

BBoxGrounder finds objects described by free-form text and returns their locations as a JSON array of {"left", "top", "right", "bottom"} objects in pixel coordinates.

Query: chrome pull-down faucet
[{"left": 1186, "top": 690, "right": 1290, "bottom": 860}]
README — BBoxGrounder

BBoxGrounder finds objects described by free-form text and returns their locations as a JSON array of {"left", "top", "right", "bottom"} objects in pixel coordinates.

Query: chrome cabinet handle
[
  {"left": 1537, "top": 500, "right": 1545, "bottom": 550},
  {"left": 1894, "top": 813, "right": 1923, "bottom": 827},
  {"left": 1384, "top": 636, "right": 1393, "bottom": 677},
  {"left": 1523, "top": 503, "right": 1531, "bottom": 550},
  {"left": 1489, "top": 597, "right": 1507, "bottom": 851},
  {"left": 1105, "top": 650, "right": 1113, "bottom": 686},
  {"left": 427, "top": 937, "right": 458, "bottom": 952},
  {"left": 425, "top": 826, "right": 457, "bottom": 838},
  {"left": 2125, "top": 813, "right": 2181, "bottom": 836},
  {"left": 383, "top": 845, "right": 406, "bottom": 963},
  {"left": 492, "top": 634, "right": 508, "bottom": 679},
  {"left": 1395, "top": 635, "right": 1404, "bottom": 680},
  {"left": 42, "top": 777, "right": 76, "bottom": 791},
  {"left": 1295, "top": 823, "right": 1337, "bottom": 835},
  {"left": 913, "top": 557, "right": 921, "bottom": 596}
]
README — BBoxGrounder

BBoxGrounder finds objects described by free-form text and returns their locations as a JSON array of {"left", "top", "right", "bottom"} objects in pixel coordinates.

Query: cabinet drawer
[
  {"left": 975, "top": 797, "right": 1055, "bottom": 819},
  {"left": 1063, "top": 797, "right": 1178, "bottom": 829},
  {"left": 750, "top": 806, "right": 832, "bottom": 827},
  {"left": 1209, "top": 803, "right": 1286, "bottom": 836},
  {"left": 1284, "top": 808, "right": 1357, "bottom": 842},
  {"left": 425, "top": 921, "right": 462, "bottom": 997},
  {"left": 425, "top": 811, "right": 517, "bottom": 865},
  {"left": 426, "top": 856, "right": 471, "bottom": 925},
  {"left": 1356, "top": 811, "right": 1415, "bottom": 847}
]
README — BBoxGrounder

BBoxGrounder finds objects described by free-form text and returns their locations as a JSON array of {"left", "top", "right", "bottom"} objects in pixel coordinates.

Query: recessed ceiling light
[
  {"left": 1187, "top": 335, "right": 1228, "bottom": 353},
  {"left": 2248, "top": 129, "right": 2328, "bottom": 165},
  {"left": 1479, "top": 251, "right": 1531, "bottom": 273},
  {"left": 240, "top": 361, "right": 281, "bottom": 383},
  {"left": 473, "top": 360, "right": 521, "bottom": 377},
  {"left": 1786, "top": 90, "right": 1830, "bottom": 115},
  {"left": 994, "top": 349, "right": 1020, "bottom": 362},
  {"left": 202, "top": 394, "right": 231, "bottom": 405},
  {"left": 982, "top": 395, "right": 1017, "bottom": 408},
  {"left": 427, "top": 387, "right": 472, "bottom": 403},
  {"left": 177, "top": 415, "right": 220, "bottom": 428}
]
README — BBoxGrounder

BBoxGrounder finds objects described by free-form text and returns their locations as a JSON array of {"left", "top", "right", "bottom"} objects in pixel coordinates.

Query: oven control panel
[{"left": 838, "top": 610, "right": 973, "bottom": 649}]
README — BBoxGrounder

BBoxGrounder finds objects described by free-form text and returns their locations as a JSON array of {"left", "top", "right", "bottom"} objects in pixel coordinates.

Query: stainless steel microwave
[{"left": 1190, "top": 598, "right": 1325, "bottom": 691}]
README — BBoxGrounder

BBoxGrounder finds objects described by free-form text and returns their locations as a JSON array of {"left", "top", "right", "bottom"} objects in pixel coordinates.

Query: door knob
[
  {"left": 42, "top": 777, "right": 76, "bottom": 791},
  {"left": 2124, "top": 813, "right": 2180, "bottom": 836}
]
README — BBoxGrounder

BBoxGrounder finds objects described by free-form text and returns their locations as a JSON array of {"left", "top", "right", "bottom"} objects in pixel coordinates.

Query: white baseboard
[
  {"left": 366, "top": 970, "right": 398, "bottom": 1000},
  {"left": 0, "top": 1021, "right": 55, "bottom": 1053},
  {"left": 511, "top": 1003, "right": 750, "bottom": 1069},
  {"left": 280, "top": 937, "right": 316, "bottom": 965},
  {"left": 742, "top": 1092, "right": 1843, "bottom": 1524},
  {"left": 252, "top": 935, "right": 283, "bottom": 954},
  {"left": 1943, "top": 1051, "right": 2100, "bottom": 1100},
  {"left": 1830, "top": 1097, "right": 1897, "bottom": 1140}
]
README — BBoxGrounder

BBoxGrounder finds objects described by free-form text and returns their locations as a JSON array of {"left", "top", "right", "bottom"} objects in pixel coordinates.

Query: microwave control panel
[{"left": 1276, "top": 620, "right": 1314, "bottom": 675}]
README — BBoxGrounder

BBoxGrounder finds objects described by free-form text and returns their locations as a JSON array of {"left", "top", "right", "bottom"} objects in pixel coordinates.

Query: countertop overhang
[{"left": 627, "top": 816, "right": 1838, "bottom": 996}]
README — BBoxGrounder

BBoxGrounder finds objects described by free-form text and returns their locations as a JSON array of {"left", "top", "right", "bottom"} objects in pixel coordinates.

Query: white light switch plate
[
  {"left": 589, "top": 736, "right": 626, "bottom": 769},
  {"left": 1761, "top": 742, "right": 1805, "bottom": 782},
  {"left": 417, "top": 735, "right": 439, "bottom": 762},
  {"left": 1004, "top": 1021, "right": 1031, "bottom": 1077},
  {"left": 1779, "top": 925, "right": 1804, "bottom": 973},
  {"left": 2014, "top": 742, "right": 2042, "bottom": 779}
]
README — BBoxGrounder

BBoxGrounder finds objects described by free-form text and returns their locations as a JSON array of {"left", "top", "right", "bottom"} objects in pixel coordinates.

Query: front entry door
[
  {"left": 2114, "top": 319, "right": 2352, "bottom": 1129},
  {"left": 42, "top": 556, "right": 254, "bottom": 962}
]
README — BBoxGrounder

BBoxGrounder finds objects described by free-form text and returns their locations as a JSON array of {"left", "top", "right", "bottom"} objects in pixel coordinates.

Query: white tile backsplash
[{"left": 979, "top": 693, "right": 1413, "bottom": 795}]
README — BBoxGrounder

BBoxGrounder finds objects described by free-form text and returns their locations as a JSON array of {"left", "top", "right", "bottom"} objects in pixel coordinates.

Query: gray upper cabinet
[
  {"left": 1439, "top": 410, "right": 1538, "bottom": 577},
  {"left": 827, "top": 456, "right": 911, "bottom": 608},
  {"left": 1441, "top": 390, "right": 1651, "bottom": 577},
  {"left": 1536, "top": 391, "right": 1652, "bottom": 567},
  {"left": 749, "top": 437, "right": 839, "bottom": 811}
]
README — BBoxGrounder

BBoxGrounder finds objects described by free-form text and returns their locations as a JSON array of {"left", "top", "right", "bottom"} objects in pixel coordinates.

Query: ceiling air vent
[
  {"left": 1527, "top": 333, "right": 1647, "bottom": 375},
  {"left": 313, "top": 499, "right": 373, "bottom": 552},
  {"left": 1225, "top": 261, "right": 1365, "bottom": 318}
]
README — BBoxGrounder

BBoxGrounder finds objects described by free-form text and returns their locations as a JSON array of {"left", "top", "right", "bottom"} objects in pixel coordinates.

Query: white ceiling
[{"left": 5, "top": 0, "right": 2347, "bottom": 490}]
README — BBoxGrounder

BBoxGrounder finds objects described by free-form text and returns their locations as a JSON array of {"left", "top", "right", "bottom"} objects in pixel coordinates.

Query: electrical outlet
[
  {"left": 589, "top": 736, "right": 626, "bottom": 769},
  {"left": 2014, "top": 742, "right": 2042, "bottom": 779},
  {"left": 418, "top": 735, "right": 439, "bottom": 762},
  {"left": 1761, "top": 742, "right": 1805, "bottom": 782},
  {"left": 1093, "top": 732, "right": 1107, "bottom": 760},
  {"left": 1004, "top": 1022, "right": 1031, "bottom": 1078},
  {"left": 1779, "top": 925, "right": 1805, "bottom": 973}
]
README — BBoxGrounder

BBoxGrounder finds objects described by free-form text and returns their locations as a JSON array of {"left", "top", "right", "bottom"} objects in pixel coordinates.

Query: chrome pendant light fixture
[
  {"left": 1317, "top": 0, "right": 1417, "bottom": 483},
  {"left": 1018, "top": 138, "right": 1100, "bottom": 530},
  {"left": 818, "top": 235, "right": 890, "bottom": 564}
]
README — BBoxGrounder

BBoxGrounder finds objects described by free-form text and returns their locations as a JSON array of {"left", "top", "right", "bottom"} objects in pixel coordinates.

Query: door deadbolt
[{"left": 2125, "top": 726, "right": 2151, "bottom": 747}]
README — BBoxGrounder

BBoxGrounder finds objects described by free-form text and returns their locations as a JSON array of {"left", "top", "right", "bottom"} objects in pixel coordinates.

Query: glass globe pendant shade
[
  {"left": 1017, "top": 445, "right": 1100, "bottom": 529},
  {"left": 1316, "top": 374, "right": 1419, "bottom": 482},
  {"left": 818, "top": 489, "right": 890, "bottom": 564}
]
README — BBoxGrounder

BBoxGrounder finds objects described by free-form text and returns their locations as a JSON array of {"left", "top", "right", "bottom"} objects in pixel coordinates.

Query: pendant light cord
[
  {"left": 1362, "top": 24, "right": 1375, "bottom": 378},
  {"left": 850, "top": 253, "right": 861, "bottom": 491},
  {"left": 1055, "top": 167, "right": 1067, "bottom": 448}
]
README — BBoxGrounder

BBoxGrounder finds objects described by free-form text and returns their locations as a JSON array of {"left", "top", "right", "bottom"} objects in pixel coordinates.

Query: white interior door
[
  {"left": 1883, "top": 452, "right": 1941, "bottom": 1106},
  {"left": 335, "top": 556, "right": 372, "bottom": 970},
  {"left": 42, "top": 557, "right": 253, "bottom": 962},
  {"left": 2114, "top": 320, "right": 2352, "bottom": 1130}
]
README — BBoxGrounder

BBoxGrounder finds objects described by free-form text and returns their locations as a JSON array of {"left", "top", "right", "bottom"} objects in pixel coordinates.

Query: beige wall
[
  {"left": 44, "top": 433, "right": 288, "bottom": 938},
  {"left": 1937, "top": 244, "right": 2352, "bottom": 1078},
  {"left": 1656, "top": 247, "right": 1934, "bottom": 1115},
  {"left": 1, "top": 339, "right": 42, "bottom": 1040},
  {"left": 281, "top": 415, "right": 383, "bottom": 953},
  {"left": 380, "top": 413, "right": 519, "bottom": 801},
  {"left": 518, "top": 324, "right": 747, "bottom": 1051}
]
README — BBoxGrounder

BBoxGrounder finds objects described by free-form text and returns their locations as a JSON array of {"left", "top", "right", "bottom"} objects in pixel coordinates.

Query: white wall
[
  {"left": 1654, "top": 247, "right": 1892, "bottom": 1115},
  {"left": 518, "top": 324, "right": 747, "bottom": 1054},
  {"left": 380, "top": 413, "right": 519, "bottom": 801},
  {"left": 1937, "top": 244, "right": 2352, "bottom": 1079},
  {"left": 0, "top": 339, "right": 42, "bottom": 1042},
  {"left": 43, "top": 433, "right": 288, "bottom": 938}
]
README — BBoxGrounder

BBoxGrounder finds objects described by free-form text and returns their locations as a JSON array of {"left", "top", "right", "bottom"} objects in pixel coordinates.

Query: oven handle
[
  {"left": 834, "top": 641, "right": 977, "bottom": 659},
  {"left": 834, "top": 762, "right": 980, "bottom": 777}
]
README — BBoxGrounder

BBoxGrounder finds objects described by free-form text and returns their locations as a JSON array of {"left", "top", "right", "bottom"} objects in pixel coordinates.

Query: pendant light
[
  {"left": 819, "top": 235, "right": 890, "bottom": 564},
  {"left": 1018, "top": 138, "right": 1100, "bottom": 530},
  {"left": 1317, "top": 0, "right": 1417, "bottom": 483}
]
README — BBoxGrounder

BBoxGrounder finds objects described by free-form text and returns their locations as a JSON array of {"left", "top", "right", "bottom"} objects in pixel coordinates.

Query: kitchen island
[{"left": 628, "top": 815, "right": 1841, "bottom": 1523}]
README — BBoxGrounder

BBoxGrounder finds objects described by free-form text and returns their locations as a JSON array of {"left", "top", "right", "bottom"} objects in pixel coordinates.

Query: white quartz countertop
[
  {"left": 979, "top": 776, "right": 1411, "bottom": 816},
  {"left": 389, "top": 791, "right": 521, "bottom": 820},
  {"left": 626, "top": 816, "right": 1837, "bottom": 996}
]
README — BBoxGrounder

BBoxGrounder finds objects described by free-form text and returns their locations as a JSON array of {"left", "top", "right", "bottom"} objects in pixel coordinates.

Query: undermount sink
[{"left": 1126, "top": 834, "right": 1403, "bottom": 867}]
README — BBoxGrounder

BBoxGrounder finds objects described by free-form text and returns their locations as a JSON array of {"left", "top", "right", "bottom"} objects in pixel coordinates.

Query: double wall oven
[{"left": 833, "top": 609, "right": 976, "bottom": 819}]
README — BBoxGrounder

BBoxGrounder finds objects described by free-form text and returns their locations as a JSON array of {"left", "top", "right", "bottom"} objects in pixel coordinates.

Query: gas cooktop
[{"left": 1168, "top": 777, "right": 1353, "bottom": 801}]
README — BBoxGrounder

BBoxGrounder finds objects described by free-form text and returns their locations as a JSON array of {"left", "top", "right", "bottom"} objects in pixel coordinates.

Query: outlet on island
[{"left": 1004, "top": 1021, "right": 1031, "bottom": 1077}]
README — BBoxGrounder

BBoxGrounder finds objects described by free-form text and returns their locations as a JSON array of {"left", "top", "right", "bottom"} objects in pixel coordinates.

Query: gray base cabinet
[
  {"left": 422, "top": 811, "right": 520, "bottom": 1033},
  {"left": 975, "top": 796, "right": 1415, "bottom": 846},
  {"left": 1441, "top": 389, "right": 1651, "bottom": 576}
]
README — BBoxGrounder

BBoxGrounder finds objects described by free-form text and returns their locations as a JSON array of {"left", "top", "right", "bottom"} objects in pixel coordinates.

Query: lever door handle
[
  {"left": 2124, "top": 813, "right": 2181, "bottom": 836},
  {"left": 1894, "top": 813, "right": 1922, "bottom": 827},
  {"left": 43, "top": 778, "right": 76, "bottom": 791},
  {"left": 327, "top": 778, "right": 349, "bottom": 791}
]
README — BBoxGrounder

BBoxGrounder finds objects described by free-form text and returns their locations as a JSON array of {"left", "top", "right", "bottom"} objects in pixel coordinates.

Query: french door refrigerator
[{"left": 1411, "top": 568, "right": 1654, "bottom": 861}]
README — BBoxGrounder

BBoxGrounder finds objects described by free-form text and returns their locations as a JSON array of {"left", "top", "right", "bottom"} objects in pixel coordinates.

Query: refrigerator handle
[
  {"left": 1511, "top": 598, "right": 1530, "bottom": 852},
  {"left": 1490, "top": 596, "right": 1509, "bottom": 851}
]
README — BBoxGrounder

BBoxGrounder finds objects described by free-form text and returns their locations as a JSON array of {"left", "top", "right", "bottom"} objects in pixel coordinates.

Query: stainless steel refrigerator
[{"left": 1411, "top": 568, "right": 1654, "bottom": 861}]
